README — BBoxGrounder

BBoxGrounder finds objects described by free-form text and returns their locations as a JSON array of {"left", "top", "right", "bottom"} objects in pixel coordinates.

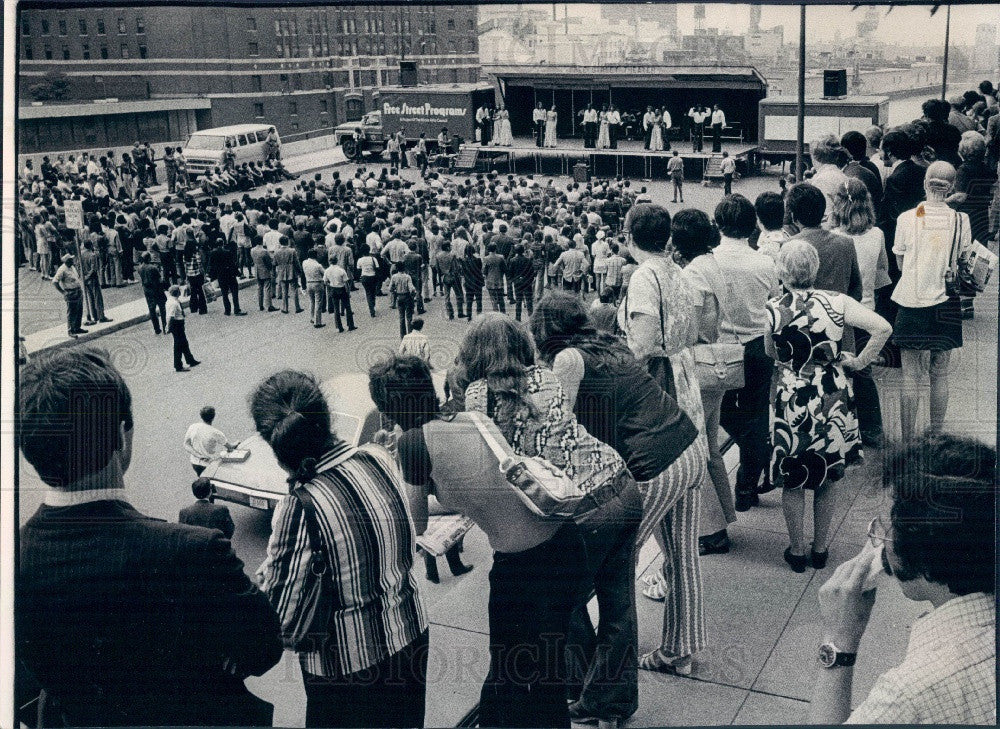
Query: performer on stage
[
  {"left": 688, "top": 104, "right": 709, "bottom": 152},
  {"left": 650, "top": 108, "right": 665, "bottom": 152},
  {"left": 495, "top": 105, "right": 513, "bottom": 147},
  {"left": 711, "top": 104, "right": 726, "bottom": 152},
  {"left": 642, "top": 106, "right": 655, "bottom": 149},
  {"left": 476, "top": 104, "right": 493, "bottom": 146},
  {"left": 533, "top": 102, "right": 547, "bottom": 148},
  {"left": 607, "top": 104, "right": 621, "bottom": 149},
  {"left": 583, "top": 104, "right": 598, "bottom": 149},
  {"left": 661, "top": 107, "right": 673, "bottom": 151},
  {"left": 597, "top": 106, "right": 611, "bottom": 149},
  {"left": 544, "top": 106, "right": 558, "bottom": 148}
]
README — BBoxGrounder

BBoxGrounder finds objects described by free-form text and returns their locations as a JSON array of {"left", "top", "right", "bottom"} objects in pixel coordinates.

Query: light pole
[
  {"left": 941, "top": 4, "right": 951, "bottom": 100},
  {"left": 796, "top": 3, "right": 806, "bottom": 182}
]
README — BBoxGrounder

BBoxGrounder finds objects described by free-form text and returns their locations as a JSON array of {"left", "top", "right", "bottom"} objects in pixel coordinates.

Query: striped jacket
[{"left": 257, "top": 441, "right": 427, "bottom": 677}]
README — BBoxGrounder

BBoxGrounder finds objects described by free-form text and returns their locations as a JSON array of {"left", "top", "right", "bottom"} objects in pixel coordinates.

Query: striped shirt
[{"left": 258, "top": 441, "right": 427, "bottom": 678}]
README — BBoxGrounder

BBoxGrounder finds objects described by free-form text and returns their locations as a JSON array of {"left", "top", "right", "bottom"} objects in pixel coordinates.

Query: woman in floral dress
[{"left": 767, "top": 241, "right": 892, "bottom": 573}]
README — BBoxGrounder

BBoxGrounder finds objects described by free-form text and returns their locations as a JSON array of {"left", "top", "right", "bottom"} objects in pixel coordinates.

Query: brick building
[{"left": 17, "top": 5, "right": 480, "bottom": 154}]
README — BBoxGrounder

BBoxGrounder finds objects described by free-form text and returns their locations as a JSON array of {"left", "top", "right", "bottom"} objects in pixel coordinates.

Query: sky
[{"left": 559, "top": 4, "right": 998, "bottom": 47}]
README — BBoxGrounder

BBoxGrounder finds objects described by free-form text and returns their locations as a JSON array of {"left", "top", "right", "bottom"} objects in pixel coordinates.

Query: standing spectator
[
  {"left": 178, "top": 477, "right": 235, "bottom": 540},
  {"left": 273, "top": 236, "right": 303, "bottom": 315},
  {"left": 356, "top": 244, "right": 381, "bottom": 318},
  {"left": 79, "top": 239, "right": 110, "bottom": 326},
  {"left": 302, "top": 249, "right": 327, "bottom": 328},
  {"left": 183, "top": 246, "right": 209, "bottom": 316},
  {"left": 251, "top": 238, "right": 278, "bottom": 312},
  {"left": 508, "top": 244, "right": 534, "bottom": 321},
  {"left": 808, "top": 135, "right": 850, "bottom": 228},
  {"left": 787, "top": 184, "right": 863, "bottom": 303},
  {"left": 831, "top": 178, "right": 892, "bottom": 447},
  {"left": 209, "top": 239, "right": 247, "bottom": 317},
  {"left": 767, "top": 241, "right": 891, "bottom": 572},
  {"left": 891, "top": 162, "right": 998, "bottom": 440},
  {"left": 879, "top": 126, "right": 927, "bottom": 284},
  {"left": 555, "top": 239, "right": 586, "bottom": 293},
  {"left": 808, "top": 434, "right": 995, "bottom": 725},
  {"left": 166, "top": 285, "right": 201, "bottom": 372},
  {"left": 482, "top": 243, "right": 507, "bottom": 312},
  {"left": 460, "top": 244, "right": 484, "bottom": 320},
  {"left": 840, "top": 130, "right": 884, "bottom": 210},
  {"left": 163, "top": 146, "right": 178, "bottom": 194},
  {"left": 951, "top": 131, "right": 997, "bottom": 254},
  {"left": 720, "top": 152, "right": 736, "bottom": 196},
  {"left": 711, "top": 104, "right": 726, "bottom": 152},
  {"left": 435, "top": 240, "right": 464, "bottom": 320},
  {"left": 402, "top": 241, "right": 426, "bottom": 315},
  {"left": 253, "top": 370, "right": 428, "bottom": 729},
  {"left": 399, "top": 317, "right": 430, "bottom": 362},
  {"left": 389, "top": 263, "right": 417, "bottom": 338},
  {"left": 864, "top": 125, "right": 891, "bottom": 183},
  {"left": 604, "top": 242, "right": 626, "bottom": 302},
  {"left": 668, "top": 150, "right": 685, "bottom": 202},
  {"left": 754, "top": 191, "right": 790, "bottom": 262},
  {"left": 323, "top": 255, "right": 357, "bottom": 332},
  {"left": 18, "top": 347, "right": 282, "bottom": 727},
  {"left": 183, "top": 405, "right": 233, "bottom": 476},
  {"left": 137, "top": 253, "right": 168, "bottom": 334},
  {"left": 52, "top": 253, "right": 87, "bottom": 337},
  {"left": 921, "top": 98, "right": 962, "bottom": 167}
]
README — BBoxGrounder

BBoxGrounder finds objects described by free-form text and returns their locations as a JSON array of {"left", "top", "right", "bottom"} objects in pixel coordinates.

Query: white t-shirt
[
  {"left": 891, "top": 204, "right": 971, "bottom": 309},
  {"left": 184, "top": 421, "right": 227, "bottom": 466}
]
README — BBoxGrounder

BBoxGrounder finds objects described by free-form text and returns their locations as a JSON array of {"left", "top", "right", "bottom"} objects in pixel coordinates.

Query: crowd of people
[{"left": 15, "top": 83, "right": 1000, "bottom": 729}]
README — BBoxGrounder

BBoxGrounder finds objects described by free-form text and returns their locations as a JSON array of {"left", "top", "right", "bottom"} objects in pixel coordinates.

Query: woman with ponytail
[{"left": 253, "top": 370, "right": 428, "bottom": 728}]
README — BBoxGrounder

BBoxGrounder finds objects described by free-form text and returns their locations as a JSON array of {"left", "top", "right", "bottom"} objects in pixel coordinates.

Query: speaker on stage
[
  {"left": 400, "top": 61, "right": 418, "bottom": 87},
  {"left": 823, "top": 69, "right": 847, "bottom": 98}
]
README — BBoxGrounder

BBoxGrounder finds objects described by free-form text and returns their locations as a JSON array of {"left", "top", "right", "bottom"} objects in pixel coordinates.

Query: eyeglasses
[{"left": 867, "top": 515, "right": 894, "bottom": 548}]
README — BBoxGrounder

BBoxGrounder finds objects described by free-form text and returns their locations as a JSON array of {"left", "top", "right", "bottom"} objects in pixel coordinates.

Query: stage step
[
  {"left": 703, "top": 154, "right": 725, "bottom": 180},
  {"left": 452, "top": 148, "right": 479, "bottom": 171}
]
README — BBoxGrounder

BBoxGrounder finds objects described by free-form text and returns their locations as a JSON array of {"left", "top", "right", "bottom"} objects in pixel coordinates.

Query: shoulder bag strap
[
  {"left": 291, "top": 484, "right": 330, "bottom": 576},
  {"left": 708, "top": 255, "right": 744, "bottom": 346},
  {"left": 648, "top": 268, "right": 667, "bottom": 352},
  {"left": 465, "top": 410, "right": 512, "bottom": 465}
]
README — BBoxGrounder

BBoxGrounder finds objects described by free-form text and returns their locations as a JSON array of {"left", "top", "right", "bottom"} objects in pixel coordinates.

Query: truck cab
[{"left": 334, "top": 111, "right": 385, "bottom": 159}]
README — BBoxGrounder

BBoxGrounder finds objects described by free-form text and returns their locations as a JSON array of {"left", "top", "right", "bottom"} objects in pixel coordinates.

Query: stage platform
[{"left": 464, "top": 136, "right": 759, "bottom": 180}]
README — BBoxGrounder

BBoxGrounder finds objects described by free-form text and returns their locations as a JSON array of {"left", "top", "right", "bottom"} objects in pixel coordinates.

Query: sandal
[
  {"left": 639, "top": 649, "right": 692, "bottom": 676},
  {"left": 641, "top": 574, "right": 667, "bottom": 601}
]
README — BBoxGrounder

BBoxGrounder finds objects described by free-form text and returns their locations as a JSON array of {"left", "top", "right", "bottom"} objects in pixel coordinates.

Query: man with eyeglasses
[{"left": 808, "top": 433, "right": 995, "bottom": 724}]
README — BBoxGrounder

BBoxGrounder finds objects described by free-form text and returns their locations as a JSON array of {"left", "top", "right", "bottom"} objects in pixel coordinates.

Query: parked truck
[
  {"left": 333, "top": 83, "right": 494, "bottom": 159},
  {"left": 757, "top": 95, "right": 889, "bottom": 164}
]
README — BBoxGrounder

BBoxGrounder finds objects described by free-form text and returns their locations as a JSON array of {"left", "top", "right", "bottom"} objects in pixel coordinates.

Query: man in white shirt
[
  {"left": 607, "top": 105, "right": 622, "bottom": 149},
  {"left": 183, "top": 405, "right": 233, "bottom": 475},
  {"left": 808, "top": 135, "right": 850, "bottom": 229},
  {"left": 688, "top": 105, "right": 710, "bottom": 152},
  {"left": 555, "top": 239, "right": 587, "bottom": 293},
  {"left": 165, "top": 285, "right": 200, "bottom": 372},
  {"left": 398, "top": 318, "right": 430, "bottom": 362},
  {"left": 808, "top": 434, "right": 995, "bottom": 725},
  {"left": 711, "top": 104, "right": 726, "bottom": 152},
  {"left": 720, "top": 152, "right": 737, "bottom": 196},
  {"left": 324, "top": 259, "right": 357, "bottom": 332},
  {"left": 477, "top": 105, "right": 493, "bottom": 146},
  {"left": 583, "top": 105, "right": 599, "bottom": 149},
  {"left": 262, "top": 221, "right": 283, "bottom": 253},
  {"left": 532, "top": 102, "right": 547, "bottom": 147},
  {"left": 642, "top": 106, "right": 655, "bottom": 150}
]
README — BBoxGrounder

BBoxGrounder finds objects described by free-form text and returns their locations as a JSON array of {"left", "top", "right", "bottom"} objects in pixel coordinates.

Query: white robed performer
[
  {"left": 544, "top": 107, "right": 558, "bottom": 148},
  {"left": 597, "top": 108, "right": 611, "bottom": 149}
]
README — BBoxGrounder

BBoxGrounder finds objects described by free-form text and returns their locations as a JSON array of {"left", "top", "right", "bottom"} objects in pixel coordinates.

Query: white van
[{"left": 181, "top": 124, "right": 279, "bottom": 178}]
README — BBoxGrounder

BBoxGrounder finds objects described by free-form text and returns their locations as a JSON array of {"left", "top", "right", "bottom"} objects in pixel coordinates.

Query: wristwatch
[{"left": 818, "top": 643, "right": 857, "bottom": 668}]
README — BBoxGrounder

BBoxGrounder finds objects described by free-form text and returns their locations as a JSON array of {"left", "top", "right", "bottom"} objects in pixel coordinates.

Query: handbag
[
  {"left": 466, "top": 410, "right": 584, "bottom": 520},
  {"left": 282, "top": 447, "right": 357, "bottom": 653},
  {"left": 692, "top": 255, "right": 746, "bottom": 392},
  {"left": 942, "top": 209, "right": 993, "bottom": 297}
]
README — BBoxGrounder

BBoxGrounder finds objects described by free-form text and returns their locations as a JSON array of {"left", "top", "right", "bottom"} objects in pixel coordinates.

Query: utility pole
[
  {"left": 796, "top": 4, "right": 806, "bottom": 181},
  {"left": 941, "top": 4, "right": 951, "bottom": 99}
]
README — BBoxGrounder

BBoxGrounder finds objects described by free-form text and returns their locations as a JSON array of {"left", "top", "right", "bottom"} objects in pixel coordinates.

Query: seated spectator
[
  {"left": 809, "top": 433, "right": 995, "bottom": 724},
  {"left": 178, "top": 476, "right": 235, "bottom": 539},
  {"left": 18, "top": 346, "right": 281, "bottom": 727}
]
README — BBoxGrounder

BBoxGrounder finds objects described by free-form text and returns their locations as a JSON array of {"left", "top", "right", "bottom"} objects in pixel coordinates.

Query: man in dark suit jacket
[
  {"left": 250, "top": 239, "right": 278, "bottom": 312},
  {"left": 18, "top": 346, "right": 282, "bottom": 727},
  {"left": 208, "top": 239, "right": 246, "bottom": 316},
  {"left": 179, "top": 477, "right": 235, "bottom": 539},
  {"left": 272, "top": 236, "right": 303, "bottom": 314}
]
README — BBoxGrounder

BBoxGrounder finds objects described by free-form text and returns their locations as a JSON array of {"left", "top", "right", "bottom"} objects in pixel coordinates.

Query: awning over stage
[{"left": 484, "top": 64, "right": 768, "bottom": 144}]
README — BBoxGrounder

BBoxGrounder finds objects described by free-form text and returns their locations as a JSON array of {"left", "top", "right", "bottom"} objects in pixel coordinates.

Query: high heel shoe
[
  {"left": 783, "top": 547, "right": 808, "bottom": 573},
  {"left": 811, "top": 548, "right": 829, "bottom": 570}
]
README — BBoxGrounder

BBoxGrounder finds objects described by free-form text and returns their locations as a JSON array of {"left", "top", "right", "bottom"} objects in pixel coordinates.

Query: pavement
[{"left": 15, "top": 161, "right": 999, "bottom": 726}]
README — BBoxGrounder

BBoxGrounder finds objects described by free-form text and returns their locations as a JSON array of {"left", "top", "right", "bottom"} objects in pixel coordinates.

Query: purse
[
  {"left": 942, "top": 210, "right": 992, "bottom": 297},
  {"left": 466, "top": 410, "right": 584, "bottom": 520},
  {"left": 692, "top": 255, "right": 745, "bottom": 392},
  {"left": 282, "top": 447, "right": 357, "bottom": 653}
]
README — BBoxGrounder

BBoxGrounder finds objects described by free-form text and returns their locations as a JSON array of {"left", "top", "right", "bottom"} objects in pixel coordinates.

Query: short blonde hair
[
  {"left": 810, "top": 134, "right": 844, "bottom": 166},
  {"left": 958, "top": 131, "right": 986, "bottom": 162},
  {"left": 777, "top": 239, "right": 820, "bottom": 290}
]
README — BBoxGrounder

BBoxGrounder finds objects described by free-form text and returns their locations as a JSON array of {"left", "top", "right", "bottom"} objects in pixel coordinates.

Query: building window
[
  {"left": 138, "top": 44, "right": 147, "bottom": 58},
  {"left": 44, "top": 45, "right": 53, "bottom": 59},
  {"left": 118, "top": 18, "right": 126, "bottom": 34},
  {"left": 21, "top": 17, "right": 29, "bottom": 34},
  {"left": 251, "top": 74, "right": 262, "bottom": 92},
  {"left": 79, "top": 18, "right": 87, "bottom": 34},
  {"left": 136, "top": 16, "right": 145, "bottom": 34},
  {"left": 289, "top": 101, "right": 298, "bottom": 115},
  {"left": 58, "top": 19, "right": 67, "bottom": 36},
  {"left": 248, "top": 41, "right": 259, "bottom": 56},
  {"left": 253, "top": 102, "right": 264, "bottom": 118},
  {"left": 100, "top": 45, "right": 109, "bottom": 59},
  {"left": 94, "top": 75, "right": 103, "bottom": 83},
  {"left": 320, "top": 99, "right": 328, "bottom": 112},
  {"left": 82, "top": 43, "right": 90, "bottom": 59},
  {"left": 120, "top": 42, "right": 130, "bottom": 58},
  {"left": 62, "top": 45, "right": 70, "bottom": 59},
  {"left": 447, "top": 18, "right": 454, "bottom": 30},
  {"left": 247, "top": 17, "right": 257, "bottom": 31},
  {"left": 24, "top": 44, "right": 33, "bottom": 59},
  {"left": 97, "top": 18, "right": 105, "bottom": 34},
  {"left": 469, "top": 18, "right": 475, "bottom": 29},
  {"left": 291, "top": 122, "right": 299, "bottom": 131}
]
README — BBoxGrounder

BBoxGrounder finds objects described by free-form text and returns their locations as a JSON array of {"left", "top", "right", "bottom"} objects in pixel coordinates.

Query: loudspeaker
[
  {"left": 823, "top": 69, "right": 847, "bottom": 98},
  {"left": 400, "top": 61, "right": 418, "bottom": 87}
]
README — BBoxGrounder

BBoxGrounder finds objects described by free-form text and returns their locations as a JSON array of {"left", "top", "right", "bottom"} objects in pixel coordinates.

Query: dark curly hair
[
  {"left": 368, "top": 355, "right": 439, "bottom": 432},
  {"left": 671, "top": 208, "right": 719, "bottom": 263},
  {"left": 884, "top": 433, "right": 996, "bottom": 596}
]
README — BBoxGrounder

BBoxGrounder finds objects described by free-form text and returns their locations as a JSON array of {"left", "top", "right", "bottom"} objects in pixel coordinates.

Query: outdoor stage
[{"left": 465, "top": 135, "right": 759, "bottom": 180}]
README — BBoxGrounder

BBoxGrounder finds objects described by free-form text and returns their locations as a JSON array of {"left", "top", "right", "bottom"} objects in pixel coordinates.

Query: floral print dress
[{"left": 767, "top": 289, "right": 862, "bottom": 491}]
